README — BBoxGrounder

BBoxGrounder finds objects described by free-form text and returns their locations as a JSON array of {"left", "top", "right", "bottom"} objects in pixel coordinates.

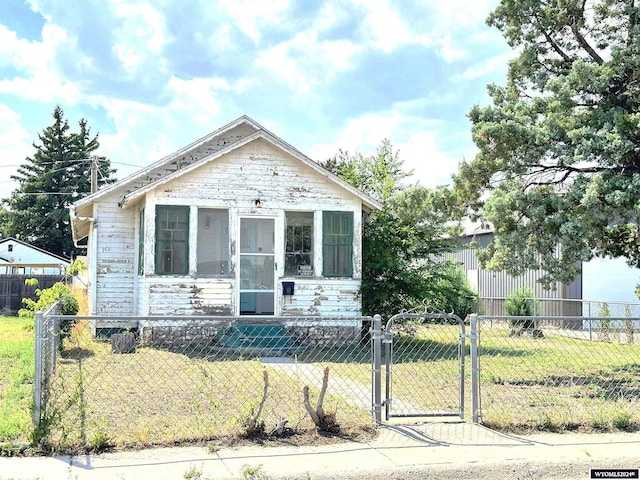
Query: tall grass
[{"left": 0, "top": 316, "right": 34, "bottom": 444}]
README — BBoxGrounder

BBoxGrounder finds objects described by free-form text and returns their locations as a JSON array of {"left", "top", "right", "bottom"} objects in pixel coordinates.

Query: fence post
[
  {"left": 372, "top": 314, "right": 382, "bottom": 424},
  {"left": 33, "top": 311, "right": 44, "bottom": 427},
  {"left": 470, "top": 313, "right": 480, "bottom": 424},
  {"left": 51, "top": 315, "right": 59, "bottom": 372}
]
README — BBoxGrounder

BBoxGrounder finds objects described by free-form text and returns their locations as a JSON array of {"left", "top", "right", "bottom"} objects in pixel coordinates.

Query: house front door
[{"left": 239, "top": 217, "right": 275, "bottom": 315}]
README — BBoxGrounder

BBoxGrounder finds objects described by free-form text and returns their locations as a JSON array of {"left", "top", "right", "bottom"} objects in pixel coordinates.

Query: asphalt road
[{"left": 275, "top": 458, "right": 640, "bottom": 480}]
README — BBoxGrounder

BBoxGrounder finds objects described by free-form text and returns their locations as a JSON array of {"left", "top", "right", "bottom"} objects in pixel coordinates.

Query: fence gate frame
[{"left": 371, "top": 313, "right": 480, "bottom": 424}]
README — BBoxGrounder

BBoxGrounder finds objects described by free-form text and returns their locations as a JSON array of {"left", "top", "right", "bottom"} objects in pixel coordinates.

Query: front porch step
[{"left": 218, "top": 323, "right": 303, "bottom": 355}]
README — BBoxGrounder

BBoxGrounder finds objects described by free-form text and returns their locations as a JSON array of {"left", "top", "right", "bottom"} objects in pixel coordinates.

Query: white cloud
[
  {"left": 94, "top": 75, "right": 240, "bottom": 179},
  {"left": 403, "top": 0, "right": 501, "bottom": 63},
  {"left": 96, "top": 99, "right": 177, "bottom": 180},
  {"left": 307, "top": 113, "right": 399, "bottom": 162},
  {"left": 164, "top": 76, "right": 226, "bottom": 125},
  {"left": 458, "top": 52, "right": 512, "bottom": 80},
  {"left": 435, "top": 37, "right": 468, "bottom": 62},
  {"left": 218, "top": 0, "right": 292, "bottom": 43},
  {"left": 429, "top": 0, "right": 497, "bottom": 27},
  {"left": 0, "top": 105, "right": 31, "bottom": 198},
  {"left": 354, "top": 0, "right": 416, "bottom": 53},
  {"left": 112, "top": 2, "right": 167, "bottom": 73},
  {"left": 307, "top": 109, "right": 471, "bottom": 189},
  {"left": 0, "top": 25, "right": 35, "bottom": 71},
  {"left": 397, "top": 130, "right": 462, "bottom": 188},
  {"left": 0, "top": 23, "right": 80, "bottom": 104},
  {"left": 255, "top": 30, "right": 360, "bottom": 93}
]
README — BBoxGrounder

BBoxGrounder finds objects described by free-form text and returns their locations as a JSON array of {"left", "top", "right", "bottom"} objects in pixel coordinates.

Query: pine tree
[
  {"left": 453, "top": 0, "right": 640, "bottom": 287},
  {"left": 0, "top": 106, "right": 116, "bottom": 258}
]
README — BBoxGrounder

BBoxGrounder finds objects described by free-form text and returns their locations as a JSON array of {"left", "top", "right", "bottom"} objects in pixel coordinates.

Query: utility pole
[{"left": 90, "top": 156, "right": 99, "bottom": 194}]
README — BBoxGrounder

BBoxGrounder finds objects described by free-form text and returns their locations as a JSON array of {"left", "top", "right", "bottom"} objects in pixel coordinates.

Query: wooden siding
[
  {"left": 91, "top": 138, "right": 366, "bottom": 318},
  {"left": 279, "top": 278, "right": 362, "bottom": 317},
  {"left": 93, "top": 202, "right": 136, "bottom": 315},
  {"left": 140, "top": 277, "right": 233, "bottom": 316},
  {"left": 153, "top": 140, "right": 360, "bottom": 211}
]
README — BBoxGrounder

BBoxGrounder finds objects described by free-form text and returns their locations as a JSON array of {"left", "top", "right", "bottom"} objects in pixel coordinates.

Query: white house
[
  {"left": 0, "top": 237, "right": 70, "bottom": 275},
  {"left": 70, "top": 115, "right": 381, "bottom": 324},
  {"left": 0, "top": 237, "right": 70, "bottom": 314}
]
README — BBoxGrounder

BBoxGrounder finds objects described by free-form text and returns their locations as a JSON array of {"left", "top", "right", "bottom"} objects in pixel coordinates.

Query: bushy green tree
[
  {"left": 322, "top": 141, "right": 477, "bottom": 318},
  {"left": 453, "top": 0, "right": 640, "bottom": 290},
  {"left": 1, "top": 106, "right": 116, "bottom": 258}
]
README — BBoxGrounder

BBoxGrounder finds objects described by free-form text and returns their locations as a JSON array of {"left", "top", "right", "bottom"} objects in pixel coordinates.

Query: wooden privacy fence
[{"left": 0, "top": 274, "right": 64, "bottom": 314}]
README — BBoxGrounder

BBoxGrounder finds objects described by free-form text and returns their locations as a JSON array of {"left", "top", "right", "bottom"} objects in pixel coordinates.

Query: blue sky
[{"left": 0, "top": 0, "right": 512, "bottom": 199}]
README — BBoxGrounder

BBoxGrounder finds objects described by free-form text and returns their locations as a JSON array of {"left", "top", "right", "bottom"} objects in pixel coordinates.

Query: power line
[
  {"left": 3, "top": 158, "right": 146, "bottom": 171},
  {"left": 111, "top": 161, "right": 144, "bottom": 168},
  {"left": 3, "top": 192, "right": 80, "bottom": 196},
  {"left": 2, "top": 159, "right": 97, "bottom": 167}
]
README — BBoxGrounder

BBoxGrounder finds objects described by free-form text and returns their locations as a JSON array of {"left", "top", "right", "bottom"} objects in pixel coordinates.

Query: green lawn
[
  {"left": 315, "top": 323, "right": 640, "bottom": 432},
  {"left": 0, "top": 316, "right": 34, "bottom": 444},
  {"left": 478, "top": 326, "right": 640, "bottom": 432}
]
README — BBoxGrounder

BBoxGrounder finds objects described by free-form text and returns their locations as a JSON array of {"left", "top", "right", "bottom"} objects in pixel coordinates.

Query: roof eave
[{"left": 73, "top": 115, "right": 262, "bottom": 210}]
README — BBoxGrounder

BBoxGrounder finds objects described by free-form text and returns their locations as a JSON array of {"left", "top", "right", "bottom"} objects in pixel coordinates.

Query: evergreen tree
[
  {"left": 453, "top": 0, "right": 640, "bottom": 289},
  {"left": 0, "top": 106, "right": 116, "bottom": 258}
]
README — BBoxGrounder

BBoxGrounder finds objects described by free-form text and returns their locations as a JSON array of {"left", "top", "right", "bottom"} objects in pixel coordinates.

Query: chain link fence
[
  {"left": 34, "top": 315, "right": 375, "bottom": 452},
  {"left": 381, "top": 313, "right": 466, "bottom": 421},
  {"left": 33, "top": 306, "right": 60, "bottom": 428},
  {"left": 478, "top": 297, "right": 640, "bottom": 318},
  {"left": 476, "top": 315, "right": 640, "bottom": 433},
  {"left": 34, "top": 309, "right": 640, "bottom": 452}
]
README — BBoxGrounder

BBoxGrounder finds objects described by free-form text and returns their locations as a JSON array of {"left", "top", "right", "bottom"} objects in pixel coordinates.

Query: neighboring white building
[
  {"left": 70, "top": 115, "right": 381, "bottom": 321},
  {"left": 0, "top": 237, "right": 70, "bottom": 275}
]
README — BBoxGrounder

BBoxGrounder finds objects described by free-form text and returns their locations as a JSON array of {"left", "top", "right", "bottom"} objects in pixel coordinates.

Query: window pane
[
  {"left": 240, "top": 292, "right": 274, "bottom": 315},
  {"left": 155, "top": 206, "right": 189, "bottom": 274},
  {"left": 241, "top": 218, "right": 275, "bottom": 254},
  {"left": 240, "top": 256, "right": 275, "bottom": 290},
  {"left": 285, "top": 212, "right": 314, "bottom": 275},
  {"left": 323, "top": 211, "right": 353, "bottom": 277},
  {"left": 197, "top": 209, "right": 229, "bottom": 274}
]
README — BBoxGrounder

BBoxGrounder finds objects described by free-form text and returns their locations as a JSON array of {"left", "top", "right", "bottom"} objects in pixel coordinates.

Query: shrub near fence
[{"left": 34, "top": 316, "right": 375, "bottom": 452}]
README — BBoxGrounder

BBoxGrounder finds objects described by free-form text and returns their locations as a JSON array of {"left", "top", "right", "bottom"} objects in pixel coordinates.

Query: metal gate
[{"left": 380, "top": 313, "right": 467, "bottom": 421}]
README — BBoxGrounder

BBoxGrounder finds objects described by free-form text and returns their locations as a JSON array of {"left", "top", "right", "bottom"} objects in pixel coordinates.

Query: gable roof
[
  {"left": 71, "top": 115, "right": 382, "bottom": 243},
  {"left": 0, "top": 237, "right": 70, "bottom": 266}
]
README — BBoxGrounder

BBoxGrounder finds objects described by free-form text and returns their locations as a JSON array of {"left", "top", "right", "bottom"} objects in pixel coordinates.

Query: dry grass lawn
[{"left": 42, "top": 321, "right": 373, "bottom": 452}]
